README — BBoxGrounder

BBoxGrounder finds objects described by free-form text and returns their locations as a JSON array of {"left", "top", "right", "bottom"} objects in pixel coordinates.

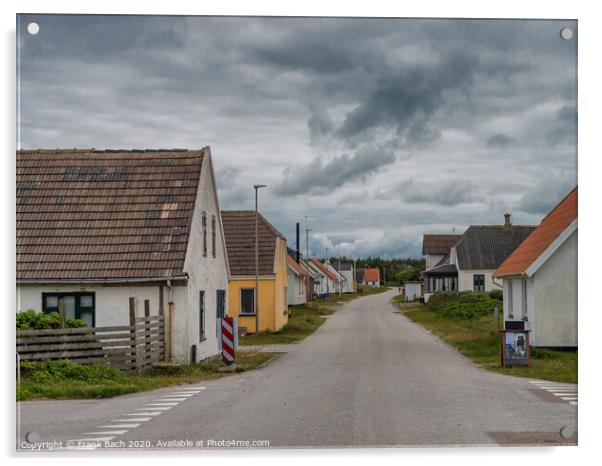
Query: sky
[{"left": 16, "top": 15, "right": 577, "bottom": 259}]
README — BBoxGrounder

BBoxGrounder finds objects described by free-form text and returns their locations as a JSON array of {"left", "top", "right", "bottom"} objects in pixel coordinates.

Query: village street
[{"left": 17, "top": 289, "right": 577, "bottom": 450}]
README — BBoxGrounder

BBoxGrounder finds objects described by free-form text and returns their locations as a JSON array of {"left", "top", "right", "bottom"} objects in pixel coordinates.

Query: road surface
[{"left": 17, "top": 289, "right": 577, "bottom": 450}]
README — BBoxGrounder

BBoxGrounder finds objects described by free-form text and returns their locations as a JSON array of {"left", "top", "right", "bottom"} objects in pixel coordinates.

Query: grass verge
[
  {"left": 398, "top": 302, "right": 577, "bottom": 384},
  {"left": 239, "top": 303, "right": 335, "bottom": 346},
  {"left": 17, "top": 351, "right": 277, "bottom": 401}
]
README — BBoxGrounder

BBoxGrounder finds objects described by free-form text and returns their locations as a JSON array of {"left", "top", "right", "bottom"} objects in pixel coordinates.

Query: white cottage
[
  {"left": 16, "top": 148, "right": 230, "bottom": 363},
  {"left": 287, "top": 253, "right": 307, "bottom": 305},
  {"left": 494, "top": 187, "right": 577, "bottom": 348}
]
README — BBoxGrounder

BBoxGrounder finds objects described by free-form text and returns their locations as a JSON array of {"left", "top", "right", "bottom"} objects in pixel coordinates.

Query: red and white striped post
[{"left": 221, "top": 316, "right": 236, "bottom": 365}]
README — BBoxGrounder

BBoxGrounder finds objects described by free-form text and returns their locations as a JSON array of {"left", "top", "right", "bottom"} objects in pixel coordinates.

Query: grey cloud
[
  {"left": 307, "top": 106, "right": 334, "bottom": 146},
  {"left": 274, "top": 146, "right": 396, "bottom": 196},
  {"left": 397, "top": 180, "right": 474, "bottom": 206},
  {"left": 517, "top": 174, "right": 575, "bottom": 214},
  {"left": 336, "top": 54, "right": 477, "bottom": 144},
  {"left": 486, "top": 133, "right": 514, "bottom": 148}
]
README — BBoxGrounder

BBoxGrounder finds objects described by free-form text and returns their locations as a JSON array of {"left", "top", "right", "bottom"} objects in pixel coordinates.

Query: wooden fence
[{"left": 16, "top": 298, "right": 165, "bottom": 372}]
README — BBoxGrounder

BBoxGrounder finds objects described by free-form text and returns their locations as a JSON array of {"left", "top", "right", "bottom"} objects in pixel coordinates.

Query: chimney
[
  {"left": 504, "top": 212, "right": 512, "bottom": 228},
  {"left": 296, "top": 222, "right": 300, "bottom": 263}
]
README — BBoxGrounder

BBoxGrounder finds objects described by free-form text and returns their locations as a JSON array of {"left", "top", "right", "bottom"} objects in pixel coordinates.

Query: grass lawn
[
  {"left": 239, "top": 303, "right": 335, "bottom": 346},
  {"left": 398, "top": 302, "right": 577, "bottom": 384},
  {"left": 17, "top": 350, "right": 277, "bottom": 401}
]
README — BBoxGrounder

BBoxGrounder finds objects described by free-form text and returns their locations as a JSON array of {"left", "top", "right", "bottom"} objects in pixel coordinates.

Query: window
[
  {"left": 240, "top": 289, "right": 255, "bottom": 315},
  {"left": 216, "top": 289, "right": 226, "bottom": 320},
  {"left": 199, "top": 290, "right": 205, "bottom": 340},
  {"left": 473, "top": 274, "right": 485, "bottom": 292},
  {"left": 202, "top": 211, "right": 207, "bottom": 257},
  {"left": 211, "top": 215, "right": 217, "bottom": 258},
  {"left": 42, "top": 292, "right": 95, "bottom": 327}
]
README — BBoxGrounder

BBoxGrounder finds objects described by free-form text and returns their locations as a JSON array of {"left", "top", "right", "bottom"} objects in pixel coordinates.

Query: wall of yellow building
[{"left": 228, "top": 239, "right": 289, "bottom": 333}]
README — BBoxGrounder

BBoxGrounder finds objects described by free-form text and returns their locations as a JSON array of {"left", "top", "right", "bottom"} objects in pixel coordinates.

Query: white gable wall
[
  {"left": 287, "top": 267, "right": 306, "bottom": 305},
  {"left": 178, "top": 151, "right": 230, "bottom": 363}
]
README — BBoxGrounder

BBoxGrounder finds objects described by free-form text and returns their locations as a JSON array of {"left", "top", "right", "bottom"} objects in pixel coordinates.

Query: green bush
[
  {"left": 428, "top": 291, "right": 500, "bottom": 320},
  {"left": 488, "top": 289, "right": 503, "bottom": 301},
  {"left": 19, "top": 360, "right": 124, "bottom": 383},
  {"left": 16, "top": 310, "right": 87, "bottom": 330}
]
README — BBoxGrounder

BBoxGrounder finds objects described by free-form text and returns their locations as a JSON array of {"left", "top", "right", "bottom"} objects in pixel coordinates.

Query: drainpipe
[{"left": 167, "top": 279, "right": 174, "bottom": 363}]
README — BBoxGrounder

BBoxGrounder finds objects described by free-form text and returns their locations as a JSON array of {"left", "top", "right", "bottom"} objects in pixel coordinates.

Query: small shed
[{"left": 404, "top": 281, "right": 423, "bottom": 301}]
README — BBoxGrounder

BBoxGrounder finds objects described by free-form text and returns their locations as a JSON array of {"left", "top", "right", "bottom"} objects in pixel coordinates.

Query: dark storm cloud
[
  {"left": 17, "top": 16, "right": 577, "bottom": 258},
  {"left": 337, "top": 54, "right": 477, "bottom": 143},
  {"left": 274, "top": 145, "right": 396, "bottom": 196},
  {"left": 486, "top": 133, "right": 514, "bottom": 148}
]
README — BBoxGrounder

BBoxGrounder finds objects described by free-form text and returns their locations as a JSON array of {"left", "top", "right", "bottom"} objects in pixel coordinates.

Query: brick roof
[
  {"left": 494, "top": 187, "right": 577, "bottom": 277},
  {"left": 422, "top": 234, "right": 462, "bottom": 255},
  {"left": 363, "top": 268, "right": 380, "bottom": 282},
  {"left": 309, "top": 257, "right": 337, "bottom": 281},
  {"left": 17, "top": 148, "right": 206, "bottom": 281},
  {"left": 221, "top": 211, "right": 286, "bottom": 276},
  {"left": 287, "top": 254, "right": 307, "bottom": 276},
  {"left": 455, "top": 225, "right": 535, "bottom": 270}
]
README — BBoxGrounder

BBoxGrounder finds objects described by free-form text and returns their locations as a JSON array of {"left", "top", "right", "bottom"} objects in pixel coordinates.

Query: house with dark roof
[
  {"left": 221, "top": 211, "right": 288, "bottom": 333},
  {"left": 422, "top": 214, "right": 535, "bottom": 302},
  {"left": 422, "top": 234, "right": 463, "bottom": 269},
  {"left": 494, "top": 187, "right": 577, "bottom": 348},
  {"left": 16, "top": 148, "right": 230, "bottom": 363}
]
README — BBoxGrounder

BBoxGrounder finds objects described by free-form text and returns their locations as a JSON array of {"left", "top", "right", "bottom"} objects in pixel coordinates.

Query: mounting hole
[
  {"left": 560, "top": 28, "right": 573, "bottom": 41},
  {"left": 559, "top": 426, "right": 574, "bottom": 439},
  {"left": 25, "top": 431, "right": 40, "bottom": 444},
  {"left": 27, "top": 22, "right": 40, "bottom": 35}
]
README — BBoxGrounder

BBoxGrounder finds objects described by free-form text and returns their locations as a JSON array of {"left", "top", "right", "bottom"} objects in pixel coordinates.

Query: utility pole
[
  {"left": 338, "top": 256, "right": 342, "bottom": 298},
  {"left": 383, "top": 266, "right": 386, "bottom": 287},
  {"left": 254, "top": 184, "right": 267, "bottom": 334}
]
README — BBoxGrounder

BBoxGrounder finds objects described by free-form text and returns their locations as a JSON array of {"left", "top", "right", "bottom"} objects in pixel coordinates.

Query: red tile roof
[
  {"left": 363, "top": 268, "right": 380, "bottom": 282},
  {"left": 17, "top": 148, "right": 206, "bottom": 281},
  {"left": 221, "top": 210, "right": 286, "bottom": 276},
  {"left": 494, "top": 187, "right": 577, "bottom": 277},
  {"left": 287, "top": 254, "right": 307, "bottom": 276},
  {"left": 309, "top": 257, "right": 337, "bottom": 281}
]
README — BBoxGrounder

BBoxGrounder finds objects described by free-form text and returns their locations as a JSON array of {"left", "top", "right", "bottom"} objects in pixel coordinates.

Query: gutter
[{"left": 16, "top": 275, "right": 189, "bottom": 285}]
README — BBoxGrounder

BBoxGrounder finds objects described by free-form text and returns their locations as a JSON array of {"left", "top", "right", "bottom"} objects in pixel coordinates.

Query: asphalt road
[{"left": 17, "top": 289, "right": 577, "bottom": 450}]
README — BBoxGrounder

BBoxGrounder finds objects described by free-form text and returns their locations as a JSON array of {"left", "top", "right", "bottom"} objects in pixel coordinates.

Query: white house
[
  {"left": 493, "top": 187, "right": 577, "bottom": 348},
  {"left": 16, "top": 148, "right": 230, "bottom": 363},
  {"left": 324, "top": 261, "right": 346, "bottom": 294},
  {"left": 422, "top": 215, "right": 535, "bottom": 302},
  {"left": 422, "top": 234, "right": 462, "bottom": 269},
  {"left": 338, "top": 262, "right": 355, "bottom": 293},
  {"left": 287, "top": 253, "right": 307, "bottom": 305},
  {"left": 308, "top": 257, "right": 336, "bottom": 296},
  {"left": 404, "top": 281, "right": 422, "bottom": 301}
]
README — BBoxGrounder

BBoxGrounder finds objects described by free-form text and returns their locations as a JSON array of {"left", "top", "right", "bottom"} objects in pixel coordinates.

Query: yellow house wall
[{"left": 228, "top": 239, "right": 289, "bottom": 333}]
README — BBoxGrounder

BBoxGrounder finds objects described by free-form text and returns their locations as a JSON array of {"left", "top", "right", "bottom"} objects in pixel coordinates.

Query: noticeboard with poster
[{"left": 501, "top": 329, "right": 530, "bottom": 367}]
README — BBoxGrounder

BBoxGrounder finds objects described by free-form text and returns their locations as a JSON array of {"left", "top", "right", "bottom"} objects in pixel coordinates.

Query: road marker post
[{"left": 221, "top": 316, "right": 237, "bottom": 365}]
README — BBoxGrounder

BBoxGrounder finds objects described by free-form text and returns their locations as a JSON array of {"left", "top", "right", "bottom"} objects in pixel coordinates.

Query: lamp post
[{"left": 254, "top": 184, "right": 267, "bottom": 334}]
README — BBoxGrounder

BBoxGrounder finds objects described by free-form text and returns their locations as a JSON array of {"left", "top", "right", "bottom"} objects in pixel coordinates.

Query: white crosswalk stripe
[{"left": 530, "top": 380, "right": 578, "bottom": 405}]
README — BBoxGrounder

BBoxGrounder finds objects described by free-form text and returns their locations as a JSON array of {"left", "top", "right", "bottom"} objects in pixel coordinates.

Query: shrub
[
  {"left": 18, "top": 360, "right": 124, "bottom": 383},
  {"left": 429, "top": 291, "right": 500, "bottom": 320},
  {"left": 488, "top": 289, "right": 503, "bottom": 301},
  {"left": 16, "top": 310, "right": 87, "bottom": 330}
]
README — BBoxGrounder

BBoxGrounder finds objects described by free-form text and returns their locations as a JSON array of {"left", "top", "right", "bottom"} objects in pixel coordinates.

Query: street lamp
[{"left": 254, "top": 184, "right": 267, "bottom": 334}]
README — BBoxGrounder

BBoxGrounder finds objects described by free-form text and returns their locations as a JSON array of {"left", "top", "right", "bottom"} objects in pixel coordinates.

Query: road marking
[
  {"left": 71, "top": 436, "right": 115, "bottom": 443},
  {"left": 113, "top": 418, "right": 152, "bottom": 422},
  {"left": 529, "top": 381, "right": 578, "bottom": 405},
  {"left": 139, "top": 406, "right": 172, "bottom": 410},
  {"left": 155, "top": 398, "right": 188, "bottom": 402},
  {"left": 84, "top": 430, "right": 129, "bottom": 435},
  {"left": 97, "top": 424, "right": 141, "bottom": 428},
  {"left": 129, "top": 411, "right": 163, "bottom": 415},
  {"left": 146, "top": 402, "right": 179, "bottom": 406},
  {"left": 162, "top": 393, "right": 196, "bottom": 397}
]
